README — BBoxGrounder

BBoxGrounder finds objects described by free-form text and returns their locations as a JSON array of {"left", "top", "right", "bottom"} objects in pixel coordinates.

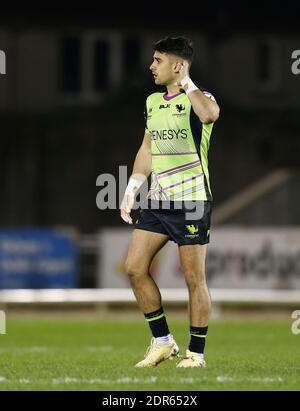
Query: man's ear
[{"left": 174, "top": 61, "right": 183, "bottom": 73}]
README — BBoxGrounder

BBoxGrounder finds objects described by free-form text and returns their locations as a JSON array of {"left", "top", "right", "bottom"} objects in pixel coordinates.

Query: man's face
[{"left": 149, "top": 51, "right": 182, "bottom": 86}]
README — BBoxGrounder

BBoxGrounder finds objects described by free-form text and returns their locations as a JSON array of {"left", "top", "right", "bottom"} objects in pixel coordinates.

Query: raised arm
[{"left": 178, "top": 61, "right": 220, "bottom": 124}]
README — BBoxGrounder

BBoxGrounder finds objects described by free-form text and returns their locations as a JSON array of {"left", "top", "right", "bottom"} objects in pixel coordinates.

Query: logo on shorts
[
  {"left": 186, "top": 224, "right": 198, "bottom": 235},
  {"left": 185, "top": 224, "right": 199, "bottom": 238}
]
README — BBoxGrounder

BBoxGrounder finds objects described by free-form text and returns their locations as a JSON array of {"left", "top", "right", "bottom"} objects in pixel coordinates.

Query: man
[{"left": 120, "top": 36, "right": 219, "bottom": 368}]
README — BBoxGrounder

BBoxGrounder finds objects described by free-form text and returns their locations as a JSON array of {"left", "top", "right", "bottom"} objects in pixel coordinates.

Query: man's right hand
[
  {"left": 120, "top": 173, "right": 147, "bottom": 224},
  {"left": 120, "top": 193, "right": 135, "bottom": 224}
]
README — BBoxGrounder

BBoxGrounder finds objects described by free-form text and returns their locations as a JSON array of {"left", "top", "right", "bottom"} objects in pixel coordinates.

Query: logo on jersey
[
  {"left": 172, "top": 103, "right": 186, "bottom": 117},
  {"left": 159, "top": 104, "right": 170, "bottom": 109},
  {"left": 176, "top": 104, "right": 185, "bottom": 113}
]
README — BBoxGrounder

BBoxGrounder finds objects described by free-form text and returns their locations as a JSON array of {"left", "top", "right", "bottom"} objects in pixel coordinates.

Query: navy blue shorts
[{"left": 134, "top": 200, "right": 212, "bottom": 246}]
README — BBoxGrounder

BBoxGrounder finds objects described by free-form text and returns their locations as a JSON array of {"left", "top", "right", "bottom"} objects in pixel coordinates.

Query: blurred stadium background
[{"left": 0, "top": 4, "right": 300, "bottom": 390}]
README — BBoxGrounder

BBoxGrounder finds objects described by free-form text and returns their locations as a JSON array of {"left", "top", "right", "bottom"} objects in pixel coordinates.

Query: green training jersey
[{"left": 144, "top": 89, "right": 216, "bottom": 201}]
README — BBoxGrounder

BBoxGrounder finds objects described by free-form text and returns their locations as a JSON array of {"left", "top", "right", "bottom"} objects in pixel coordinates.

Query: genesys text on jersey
[{"left": 150, "top": 129, "right": 188, "bottom": 140}]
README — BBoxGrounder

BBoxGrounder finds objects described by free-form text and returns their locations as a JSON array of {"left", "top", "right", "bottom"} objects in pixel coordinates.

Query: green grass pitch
[{"left": 0, "top": 318, "right": 299, "bottom": 390}]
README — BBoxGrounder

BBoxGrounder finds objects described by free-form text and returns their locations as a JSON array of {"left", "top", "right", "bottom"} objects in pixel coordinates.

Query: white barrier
[{"left": 0, "top": 288, "right": 299, "bottom": 304}]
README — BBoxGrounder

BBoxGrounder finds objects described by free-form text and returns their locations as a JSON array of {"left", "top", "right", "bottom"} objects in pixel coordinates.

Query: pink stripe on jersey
[
  {"left": 163, "top": 92, "right": 182, "bottom": 101},
  {"left": 152, "top": 152, "right": 198, "bottom": 156},
  {"left": 163, "top": 173, "right": 204, "bottom": 190},
  {"left": 158, "top": 159, "right": 201, "bottom": 176}
]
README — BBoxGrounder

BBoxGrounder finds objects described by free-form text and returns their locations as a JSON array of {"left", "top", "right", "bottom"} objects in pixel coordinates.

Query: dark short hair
[{"left": 153, "top": 36, "right": 194, "bottom": 64}]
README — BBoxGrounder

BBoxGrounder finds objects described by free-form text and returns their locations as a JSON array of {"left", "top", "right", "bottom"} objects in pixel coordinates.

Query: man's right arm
[
  {"left": 120, "top": 132, "right": 151, "bottom": 224},
  {"left": 131, "top": 132, "right": 152, "bottom": 177}
]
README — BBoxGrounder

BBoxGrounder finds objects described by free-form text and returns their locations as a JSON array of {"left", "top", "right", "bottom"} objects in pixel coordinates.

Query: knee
[{"left": 124, "top": 259, "right": 147, "bottom": 280}]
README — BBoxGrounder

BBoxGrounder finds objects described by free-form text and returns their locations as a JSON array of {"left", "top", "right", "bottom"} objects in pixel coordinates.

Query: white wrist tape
[
  {"left": 180, "top": 76, "right": 198, "bottom": 95},
  {"left": 125, "top": 174, "right": 146, "bottom": 196}
]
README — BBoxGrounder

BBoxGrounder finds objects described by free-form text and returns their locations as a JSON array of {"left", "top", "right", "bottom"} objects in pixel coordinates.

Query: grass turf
[{"left": 0, "top": 318, "right": 299, "bottom": 390}]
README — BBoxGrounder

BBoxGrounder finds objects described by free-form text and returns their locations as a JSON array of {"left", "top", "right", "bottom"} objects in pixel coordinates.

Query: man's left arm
[{"left": 179, "top": 61, "right": 220, "bottom": 124}]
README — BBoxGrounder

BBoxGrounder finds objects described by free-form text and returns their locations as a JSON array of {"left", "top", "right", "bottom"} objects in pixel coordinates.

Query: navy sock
[
  {"left": 189, "top": 326, "right": 208, "bottom": 354},
  {"left": 144, "top": 307, "right": 170, "bottom": 338}
]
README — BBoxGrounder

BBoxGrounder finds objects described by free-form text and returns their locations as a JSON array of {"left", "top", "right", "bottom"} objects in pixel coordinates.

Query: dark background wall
[{"left": 0, "top": 3, "right": 299, "bottom": 233}]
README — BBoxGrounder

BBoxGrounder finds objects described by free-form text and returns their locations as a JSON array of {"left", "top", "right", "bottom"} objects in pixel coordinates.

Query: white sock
[
  {"left": 190, "top": 351, "right": 204, "bottom": 359},
  {"left": 155, "top": 334, "right": 173, "bottom": 344}
]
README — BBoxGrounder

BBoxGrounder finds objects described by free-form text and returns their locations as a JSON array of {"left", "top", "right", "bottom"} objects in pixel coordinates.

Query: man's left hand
[{"left": 174, "top": 61, "right": 190, "bottom": 87}]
